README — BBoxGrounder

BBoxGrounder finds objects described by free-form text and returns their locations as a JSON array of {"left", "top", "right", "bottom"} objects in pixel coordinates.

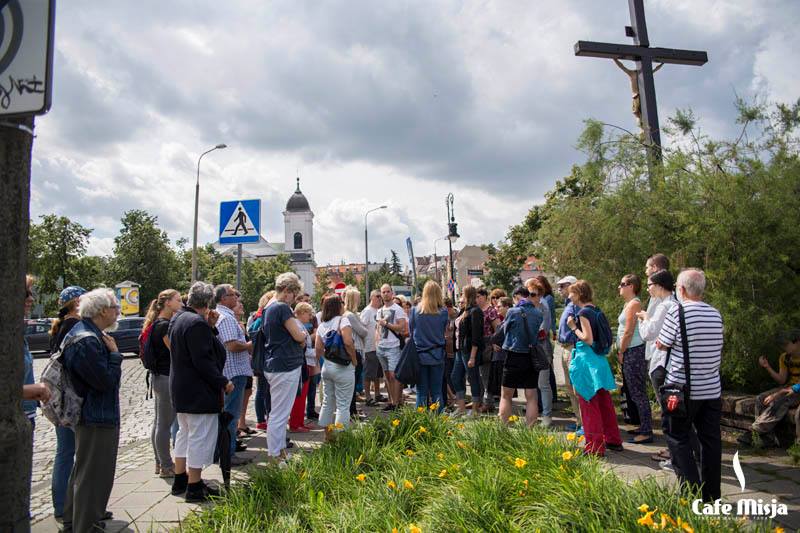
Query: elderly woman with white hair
[
  {"left": 169, "top": 282, "right": 233, "bottom": 502},
  {"left": 60, "top": 288, "right": 124, "bottom": 533},
  {"left": 263, "top": 272, "right": 308, "bottom": 464}
]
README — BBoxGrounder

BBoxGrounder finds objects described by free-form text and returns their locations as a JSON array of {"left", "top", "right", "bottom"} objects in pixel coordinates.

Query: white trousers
[
  {"left": 319, "top": 361, "right": 356, "bottom": 428},
  {"left": 174, "top": 413, "right": 218, "bottom": 469},
  {"left": 265, "top": 367, "right": 302, "bottom": 457}
]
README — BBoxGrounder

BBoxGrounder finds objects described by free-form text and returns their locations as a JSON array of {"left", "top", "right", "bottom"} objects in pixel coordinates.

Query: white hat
[{"left": 556, "top": 275, "right": 577, "bottom": 286}]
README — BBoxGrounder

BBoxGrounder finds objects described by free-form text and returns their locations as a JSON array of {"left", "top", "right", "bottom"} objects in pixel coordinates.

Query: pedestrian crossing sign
[{"left": 219, "top": 199, "right": 261, "bottom": 244}]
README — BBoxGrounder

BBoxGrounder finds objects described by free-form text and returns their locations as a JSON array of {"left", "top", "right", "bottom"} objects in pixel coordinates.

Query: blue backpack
[
  {"left": 575, "top": 306, "right": 614, "bottom": 355},
  {"left": 323, "top": 317, "right": 351, "bottom": 366}
]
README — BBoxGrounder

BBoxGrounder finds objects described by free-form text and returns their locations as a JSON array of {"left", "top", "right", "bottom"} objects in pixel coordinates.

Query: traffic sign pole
[{"left": 236, "top": 244, "right": 242, "bottom": 290}]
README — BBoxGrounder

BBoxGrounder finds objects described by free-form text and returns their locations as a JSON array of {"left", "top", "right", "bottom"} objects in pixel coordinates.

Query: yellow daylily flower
[
  {"left": 637, "top": 504, "right": 649, "bottom": 513},
  {"left": 514, "top": 457, "right": 527, "bottom": 469},
  {"left": 447, "top": 430, "right": 453, "bottom": 436},
  {"left": 679, "top": 497, "right": 688, "bottom": 506},
  {"left": 403, "top": 479, "right": 414, "bottom": 490},
  {"left": 456, "top": 441, "right": 467, "bottom": 449},
  {"left": 326, "top": 424, "right": 335, "bottom": 431},
  {"left": 387, "top": 480, "right": 397, "bottom": 489},
  {"left": 409, "top": 524, "right": 422, "bottom": 533},
  {"left": 578, "top": 435, "right": 585, "bottom": 443},
  {"left": 436, "top": 452, "right": 445, "bottom": 460},
  {"left": 518, "top": 490, "right": 525, "bottom": 496},
  {"left": 404, "top": 449, "right": 415, "bottom": 457},
  {"left": 456, "top": 423, "right": 465, "bottom": 430},
  {"left": 522, "top": 479, "right": 529, "bottom": 488},
  {"left": 637, "top": 509, "right": 656, "bottom": 528},
  {"left": 335, "top": 422, "right": 344, "bottom": 429},
  {"left": 392, "top": 529, "right": 398, "bottom": 533},
  {"left": 562, "top": 451, "right": 574, "bottom": 461},
  {"left": 659, "top": 512, "right": 676, "bottom": 528},
  {"left": 442, "top": 415, "right": 449, "bottom": 421},
  {"left": 417, "top": 406, "right": 425, "bottom": 413},
  {"left": 429, "top": 402, "right": 439, "bottom": 411},
  {"left": 438, "top": 469, "right": 447, "bottom": 478},
  {"left": 508, "top": 415, "right": 519, "bottom": 423},
  {"left": 392, "top": 419, "right": 400, "bottom": 427},
  {"left": 417, "top": 426, "right": 427, "bottom": 434},
  {"left": 773, "top": 527, "right": 785, "bottom": 533},
  {"left": 566, "top": 432, "right": 576, "bottom": 441},
  {"left": 451, "top": 463, "right": 461, "bottom": 470},
  {"left": 677, "top": 517, "right": 694, "bottom": 533},
  {"left": 355, "top": 473, "right": 366, "bottom": 482}
]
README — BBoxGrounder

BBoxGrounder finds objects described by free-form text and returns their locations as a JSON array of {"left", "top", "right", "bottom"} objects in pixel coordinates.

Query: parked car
[
  {"left": 25, "top": 319, "right": 53, "bottom": 354},
  {"left": 109, "top": 316, "right": 145, "bottom": 355}
]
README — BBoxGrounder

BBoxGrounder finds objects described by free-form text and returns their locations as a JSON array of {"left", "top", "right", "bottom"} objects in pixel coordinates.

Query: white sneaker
[{"left": 541, "top": 416, "right": 552, "bottom": 427}]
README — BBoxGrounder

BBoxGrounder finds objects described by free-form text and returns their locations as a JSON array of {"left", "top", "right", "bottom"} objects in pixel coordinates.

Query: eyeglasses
[{"left": 618, "top": 282, "right": 631, "bottom": 288}]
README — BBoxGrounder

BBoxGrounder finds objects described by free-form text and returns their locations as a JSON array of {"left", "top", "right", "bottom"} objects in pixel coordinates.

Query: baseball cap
[{"left": 556, "top": 276, "right": 577, "bottom": 286}]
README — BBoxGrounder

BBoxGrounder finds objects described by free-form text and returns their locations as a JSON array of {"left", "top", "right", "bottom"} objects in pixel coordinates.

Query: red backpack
[{"left": 139, "top": 322, "right": 154, "bottom": 365}]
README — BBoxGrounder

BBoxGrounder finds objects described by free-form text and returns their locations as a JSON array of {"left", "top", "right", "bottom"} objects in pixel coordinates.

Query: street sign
[
  {"left": 405, "top": 237, "right": 417, "bottom": 297},
  {"left": 334, "top": 282, "right": 346, "bottom": 296},
  {"left": 467, "top": 269, "right": 484, "bottom": 276},
  {"left": 0, "top": 0, "right": 56, "bottom": 117},
  {"left": 219, "top": 199, "right": 261, "bottom": 245}
]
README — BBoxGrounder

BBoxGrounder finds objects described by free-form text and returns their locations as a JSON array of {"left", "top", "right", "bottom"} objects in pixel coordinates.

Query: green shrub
[{"left": 183, "top": 408, "right": 769, "bottom": 532}]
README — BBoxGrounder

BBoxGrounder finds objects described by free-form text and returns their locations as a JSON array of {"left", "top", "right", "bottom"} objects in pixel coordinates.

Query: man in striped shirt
[{"left": 656, "top": 268, "right": 724, "bottom": 503}]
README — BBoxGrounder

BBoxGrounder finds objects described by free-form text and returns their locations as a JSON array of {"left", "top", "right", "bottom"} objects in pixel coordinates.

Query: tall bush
[{"left": 533, "top": 100, "right": 800, "bottom": 393}]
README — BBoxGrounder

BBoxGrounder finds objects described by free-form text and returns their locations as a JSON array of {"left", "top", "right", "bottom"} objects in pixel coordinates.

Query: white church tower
[{"left": 283, "top": 178, "right": 316, "bottom": 295}]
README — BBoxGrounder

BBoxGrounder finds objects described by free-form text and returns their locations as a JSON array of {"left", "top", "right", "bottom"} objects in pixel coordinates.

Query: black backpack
[{"left": 575, "top": 305, "right": 614, "bottom": 355}]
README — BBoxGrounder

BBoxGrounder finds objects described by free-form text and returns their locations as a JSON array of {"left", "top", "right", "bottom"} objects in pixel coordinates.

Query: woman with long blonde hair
[
  {"left": 343, "top": 287, "right": 368, "bottom": 417},
  {"left": 143, "top": 289, "right": 182, "bottom": 477},
  {"left": 410, "top": 281, "right": 449, "bottom": 412}
]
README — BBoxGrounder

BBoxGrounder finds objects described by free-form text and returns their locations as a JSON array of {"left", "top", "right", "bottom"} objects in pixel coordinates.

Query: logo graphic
[
  {"left": 692, "top": 451, "right": 788, "bottom": 520},
  {"left": 732, "top": 451, "right": 746, "bottom": 491}
]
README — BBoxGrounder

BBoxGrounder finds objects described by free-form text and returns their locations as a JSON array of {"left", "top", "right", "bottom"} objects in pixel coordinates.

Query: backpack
[
  {"left": 139, "top": 322, "right": 154, "bottom": 366},
  {"left": 323, "top": 318, "right": 350, "bottom": 366},
  {"left": 40, "top": 331, "right": 96, "bottom": 428},
  {"left": 575, "top": 305, "right": 614, "bottom": 355},
  {"left": 251, "top": 326, "right": 267, "bottom": 374}
]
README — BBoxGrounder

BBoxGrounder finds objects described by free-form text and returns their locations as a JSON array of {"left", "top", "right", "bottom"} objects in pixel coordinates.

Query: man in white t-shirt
[
  {"left": 375, "top": 284, "right": 407, "bottom": 411},
  {"left": 360, "top": 290, "right": 384, "bottom": 406}
]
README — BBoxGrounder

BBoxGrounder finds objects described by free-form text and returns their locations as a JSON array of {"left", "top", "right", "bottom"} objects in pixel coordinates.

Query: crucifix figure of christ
[
  {"left": 613, "top": 58, "right": 663, "bottom": 137},
  {"left": 574, "top": 0, "right": 708, "bottom": 178}
]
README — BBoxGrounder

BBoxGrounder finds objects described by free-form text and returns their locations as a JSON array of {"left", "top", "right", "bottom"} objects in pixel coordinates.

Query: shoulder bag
[
  {"left": 323, "top": 317, "right": 351, "bottom": 366},
  {"left": 521, "top": 310, "right": 550, "bottom": 372},
  {"left": 658, "top": 304, "right": 691, "bottom": 418},
  {"left": 395, "top": 308, "right": 420, "bottom": 386}
]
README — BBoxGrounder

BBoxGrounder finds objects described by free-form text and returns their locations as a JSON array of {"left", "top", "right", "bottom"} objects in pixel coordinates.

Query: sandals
[{"left": 650, "top": 449, "right": 671, "bottom": 461}]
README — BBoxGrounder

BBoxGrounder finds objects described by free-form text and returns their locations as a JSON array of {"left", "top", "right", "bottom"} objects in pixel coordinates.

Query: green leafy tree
[
  {"left": 28, "top": 214, "right": 93, "bottom": 294},
  {"left": 108, "top": 210, "right": 181, "bottom": 315},
  {"left": 532, "top": 99, "right": 800, "bottom": 393},
  {"left": 314, "top": 268, "right": 331, "bottom": 308},
  {"left": 239, "top": 254, "right": 294, "bottom": 313}
]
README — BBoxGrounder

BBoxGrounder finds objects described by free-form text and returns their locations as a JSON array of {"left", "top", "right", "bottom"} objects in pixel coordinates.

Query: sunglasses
[{"left": 618, "top": 282, "right": 631, "bottom": 288}]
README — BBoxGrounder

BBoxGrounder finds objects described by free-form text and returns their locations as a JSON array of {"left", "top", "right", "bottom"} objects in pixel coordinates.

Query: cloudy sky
[{"left": 29, "top": 0, "right": 798, "bottom": 267}]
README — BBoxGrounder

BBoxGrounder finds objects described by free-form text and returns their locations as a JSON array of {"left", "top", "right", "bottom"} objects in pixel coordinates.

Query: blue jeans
[
  {"left": 256, "top": 374, "right": 271, "bottom": 423},
  {"left": 224, "top": 376, "right": 249, "bottom": 457},
  {"left": 450, "top": 350, "right": 482, "bottom": 401},
  {"left": 52, "top": 425, "right": 75, "bottom": 517},
  {"left": 416, "top": 363, "right": 444, "bottom": 412}
]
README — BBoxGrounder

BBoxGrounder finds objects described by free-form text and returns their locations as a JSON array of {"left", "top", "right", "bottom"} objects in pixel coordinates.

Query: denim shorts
[{"left": 376, "top": 345, "right": 401, "bottom": 374}]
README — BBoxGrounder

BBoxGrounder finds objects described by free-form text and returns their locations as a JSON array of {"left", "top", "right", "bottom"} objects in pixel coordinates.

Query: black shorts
[
  {"left": 245, "top": 376, "right": 253, "bottom": 390},
  {"left": 502, "top": 352, "right": 539, "bottom": 390}
]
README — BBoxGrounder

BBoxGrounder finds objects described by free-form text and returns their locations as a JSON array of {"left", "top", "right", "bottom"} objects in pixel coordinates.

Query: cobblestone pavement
[
  {"left": 29, "top": 351, "right": 800, "bottom": 531},
  {"left": 30, "top": 356, "right": 154, "bottom": 525}
]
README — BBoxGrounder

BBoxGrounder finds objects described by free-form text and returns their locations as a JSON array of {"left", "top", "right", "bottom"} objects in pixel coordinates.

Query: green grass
[{"left": 183, "top": 408, "right": 772, "bottom": 532}]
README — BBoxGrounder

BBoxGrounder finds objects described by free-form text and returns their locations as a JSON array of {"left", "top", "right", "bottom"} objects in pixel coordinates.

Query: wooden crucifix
[{"left": 575, "top": 0, "right": 708, "bottom": 180}]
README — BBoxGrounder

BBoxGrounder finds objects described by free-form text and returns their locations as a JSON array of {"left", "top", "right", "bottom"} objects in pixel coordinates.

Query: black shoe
[
  {"left": 286, "top": 438, "right": 295, "bottom": 449},
  {"left": 606, "top": 443, "right": 624, "bottom": 452},
  {"left": 185, "top": 481, "right": 209, "bottom": 503},
  {"left": 626, "top": 428, "right": 641, "bottom": 435},
  {"left": 376, "top": 395, "right": 388, "bottom": 403},
  {"left": 306, "top": 411, "right": 319, "bottom": 420},
  {"left": 382, "top": 404, "right": 397, "bottom": 412},
  {"left": 171, "top": 472, "right": 188, "bottom": 495},
  {"left": 202, "top": 481, "right": 220, "bottom": 497},
  {"left": 235, "top": 441, "right": 248, "bottom": 452},
  {"left": 761, "top": 432, "right": 781, "bottom": 449}
]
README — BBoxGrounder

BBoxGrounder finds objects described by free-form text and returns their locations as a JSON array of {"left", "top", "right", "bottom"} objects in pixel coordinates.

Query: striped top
[{"left": 657, "top": 300, "right": 724, "bottom": 400}]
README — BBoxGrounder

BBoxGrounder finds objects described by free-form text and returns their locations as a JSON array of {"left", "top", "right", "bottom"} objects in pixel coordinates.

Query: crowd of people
[{"left": 19, "top": 252, "right": 800, "bottom": 531}]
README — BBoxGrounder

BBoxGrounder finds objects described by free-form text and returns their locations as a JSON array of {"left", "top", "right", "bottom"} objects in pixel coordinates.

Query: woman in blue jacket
[{"left": 410, "top": 281, "right": 449, "bottom": 412}]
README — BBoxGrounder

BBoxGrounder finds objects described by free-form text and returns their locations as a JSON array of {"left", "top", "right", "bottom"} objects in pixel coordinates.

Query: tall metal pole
[
  {"left": 446, "top": 193, "right": 458, "bottom": 301},
  {"left": 191, "top": 144, "right": 227, "bottom": 284},
  {"left": 363, "top": 205, "right": 387, "bottom": 304},
  {"left": 236, "top": 243, "right": 242, "bottom": 290}
]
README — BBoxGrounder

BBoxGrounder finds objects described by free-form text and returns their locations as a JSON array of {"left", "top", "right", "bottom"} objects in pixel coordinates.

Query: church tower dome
[
  {"left": 286, "top": 178, "right": 311, "bottom": 212},
  {"left": 283, "top": 177, "right": 315, "bottom": 295}
]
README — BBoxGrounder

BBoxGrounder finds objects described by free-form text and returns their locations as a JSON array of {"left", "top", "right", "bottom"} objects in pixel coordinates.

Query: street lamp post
[
  {"left": 191, "top": 143, "right": 227, "bottom": 284},
  {"left": 433, "top": 237, "right": 448, "bottom": 288},
  {"left": 364, "top": 205, "right": 387, "bottom": 304},
  {"left": 446, "top": 193, "right": 460, "bottom": 301}
]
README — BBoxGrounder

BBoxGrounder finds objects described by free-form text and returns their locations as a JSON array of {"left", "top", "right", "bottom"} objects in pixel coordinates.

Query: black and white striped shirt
[{"left": 657, "top": 300, "right": 724, "bottom": 400}]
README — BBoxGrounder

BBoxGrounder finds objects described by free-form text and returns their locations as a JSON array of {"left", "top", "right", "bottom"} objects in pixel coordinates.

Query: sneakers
[
  {"left": 235, "top": 441, "right": 248, "bottom": 452},
  {"left": 541, "top": 416, "right": 553, "bottom": 427},
  {"left": 256, "top": 421, "right": 267, "bottom": 430},
  {"left": 365, "top": 398, "right": 378, "bottom": 407},
  {"left": 659, "top": 459, "right": 675, "bottom": 472},
  {"left": 306, "top": 411, "right": 320, "bottom": 420},
  {"left": 171, "top": 472, "right": 188, "bottom": 495}
]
